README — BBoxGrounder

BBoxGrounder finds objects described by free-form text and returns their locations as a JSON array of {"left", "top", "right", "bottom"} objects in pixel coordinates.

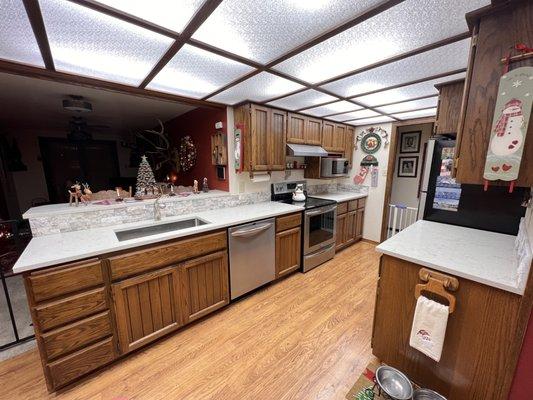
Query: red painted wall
[
  {"left": 165, "top": 107, "right": 228, "bottom": 191},
  {"left": 509, "top": 310, "right": 533, "bottom": 399}
]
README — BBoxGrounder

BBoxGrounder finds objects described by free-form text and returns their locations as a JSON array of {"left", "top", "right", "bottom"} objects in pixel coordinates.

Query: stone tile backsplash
[{"left": 28, "top": 184, "right": 366, "bottom": 236}]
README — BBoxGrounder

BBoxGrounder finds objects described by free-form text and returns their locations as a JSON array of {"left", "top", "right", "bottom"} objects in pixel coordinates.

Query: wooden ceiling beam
[
  {"left": 22, "top": 0, "right": 55, "bottom": 70},
  {"left": 0, "top": 59, "right": 225, "bottom": 110},
  {"left": 138, "top": 0, "right": 223, "bottom": 89}
]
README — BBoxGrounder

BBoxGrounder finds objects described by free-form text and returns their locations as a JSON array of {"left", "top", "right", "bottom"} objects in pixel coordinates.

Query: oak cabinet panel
[
  {"left": 321, "top": 121, "right": 336, "bottom": 152},
  {"left": 345, "top": 126, "right": 355, "bottom": 166},
  {"left": 112, "top": 266, "right": 182, "bottom": 354},
  {"left": 434, "top": 80, "right": 464, "bottom": 135},
  {"left": 333, "top": 124, "right": 347, "bottom": 153},
  {"left": 179, "top": 251, "right": 229, "bottom": 324},
  {"left": 275, "top": 227, "right": 301, "bottom": 278},
  {"left": 250, "top": 104, "right": 270, "bottom": 171},
  {"left": 270, "top": 108, "right": 287, "bottom": 170},
  {"left": 356, "top": 208, "right": 364, "bottom": 240},
  {"left": 372, "top": 255, "right": 522, "bottom": 400},
  {"left": 335, "top": 213, "right": 347, "bottom": 251},
  {"left": 287, "top": 113, "right": 306, "bottom": 144},
  {"left": 344, "top": 211, "right": 357, "bottom": 247},
  {"left": 306, "top": 117, "right": 323, "bottom": 145},
  {"left": 276, "top": 212, "right": 302, "bottom": 232},
  {"left": 455, "top": 1, "right": 533, "bottom": 186}
]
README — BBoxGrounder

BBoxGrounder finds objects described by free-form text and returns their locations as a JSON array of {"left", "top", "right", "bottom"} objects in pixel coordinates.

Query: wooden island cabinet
[
  {"left": 372, "top": 255, "right": 523, "bottom": 400},
  {"left": 336, "top": 198, "right": 365, "bottom": 251}
]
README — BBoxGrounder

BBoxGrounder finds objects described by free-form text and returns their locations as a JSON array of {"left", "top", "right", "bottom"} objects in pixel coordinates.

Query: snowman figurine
[{"left": 490, "top": 98, "right": 524, "bottom": 157}]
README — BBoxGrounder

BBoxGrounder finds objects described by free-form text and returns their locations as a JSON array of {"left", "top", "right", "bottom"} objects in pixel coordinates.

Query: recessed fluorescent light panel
[
  {"left": 305, "top": 101, "right": 362, "bottom": 117},
  {"left": 321, "top": 39, "right": 470, "bottom": 97},
  {"left": 93, "top": 0, "right": 205, "bottom": 33},
  {"left": 208, "top": 72, "right": 305, "bottom": 105},
  {"left": 274, "top": 0, "right": 489, "bottom": 83},
  {"left": 267, "top": 89, "right": 338, "bottom": 110},
  {"left": 39, "top": 0, "right": 174, "bottom": 86},
  {"left": 192, "top": 0, "right": 385, "bottom": 64},
  {"left": 147, "top": 44, "right": 255, "bottom": 99},
  {"left": 376, "top": 97, "right": 438, "bottom": 114},
  {"left": 351, "top": 116, "right": 394, "bottom": 126},
  {"left": 393, "top": 108, "right": 437, "bottom": 120},
  {"left": 329, "top": 109, "right": 380, "bottom": 122},
  {"left": 0, "top": 0, "right": 44, "bottom": 67}
]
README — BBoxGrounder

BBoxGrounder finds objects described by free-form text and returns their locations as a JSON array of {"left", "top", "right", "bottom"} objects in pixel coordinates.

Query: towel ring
[{"left": 415, "top": 268, "right": 459, "bottom": 314}]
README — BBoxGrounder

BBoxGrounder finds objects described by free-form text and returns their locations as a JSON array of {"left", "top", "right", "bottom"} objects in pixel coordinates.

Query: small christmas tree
[{"left": 135, "top": 155, "right": 156, "bottom": 197}]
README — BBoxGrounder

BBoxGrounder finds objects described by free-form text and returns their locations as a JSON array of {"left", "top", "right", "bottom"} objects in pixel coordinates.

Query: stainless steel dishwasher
[{"left": 228, "top": 218, "right": 275, "bottom": 300}]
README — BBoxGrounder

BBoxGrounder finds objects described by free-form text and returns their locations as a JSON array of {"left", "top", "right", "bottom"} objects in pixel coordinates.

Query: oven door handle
[
  {"left": 305, "top": 242, "right": 336, "bottom": 257},
  {"left": 306, "top": 206, "right": 336, "bottom": 216}
]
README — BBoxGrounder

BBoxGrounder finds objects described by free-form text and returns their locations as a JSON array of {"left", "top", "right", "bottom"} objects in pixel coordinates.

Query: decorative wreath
[
  {"left": 179, "top": 135, "right": 197, "bottom": 172},
  {"left": 356, "top": 127, "right": 389, "bottom": 152}
]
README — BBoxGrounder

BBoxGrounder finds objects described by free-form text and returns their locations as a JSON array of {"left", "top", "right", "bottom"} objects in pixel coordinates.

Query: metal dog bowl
[
  {"left": 413, "top": 388, "right": 447, "bottom": 400},
  {"left": 375, "top": 366, "right": 413, "bottom": 400}
]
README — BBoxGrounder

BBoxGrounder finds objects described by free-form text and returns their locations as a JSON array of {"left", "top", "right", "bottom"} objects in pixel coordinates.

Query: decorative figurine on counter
[
  {"left": 193, "top": 179, "right": 199, "bottom": 194},
  {"left": 202, "top": 177, "right": 209, "bottom": 193},
  {"left": 114, "top": 187, "right": 123, "bottom": 202},
  {"left": 68, "top": 182, "right": 91, "bottom": 206}
]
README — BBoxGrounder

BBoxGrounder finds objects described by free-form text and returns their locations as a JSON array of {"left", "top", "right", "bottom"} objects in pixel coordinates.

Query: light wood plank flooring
[{"left": 0, "top": 241, "right": 379, "bottom": 400}]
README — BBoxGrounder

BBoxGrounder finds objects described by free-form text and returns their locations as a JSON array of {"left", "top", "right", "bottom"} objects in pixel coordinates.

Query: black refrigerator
[{"left": 419, "top": 137, "right": 526, "bottom": 235}]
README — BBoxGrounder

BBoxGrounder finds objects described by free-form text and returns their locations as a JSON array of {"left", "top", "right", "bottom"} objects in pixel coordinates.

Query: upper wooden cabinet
[
  {"left": 345, "top": 126, "right": 355, "bottom": 167},
  {"left": 455, "top": 1, "right": 533, "bottom": 186},
  {"left": 287, "top": 113, "right": 322, "bottom": 145},
  {"left": 434, "top": 79, "right": 465, "bottom": 135},
  {"left": 234, "top": 104, "right": 287, "bottom": 172},
  {"left": 322, "top": 122, "right": 346, "bottom": 153}
]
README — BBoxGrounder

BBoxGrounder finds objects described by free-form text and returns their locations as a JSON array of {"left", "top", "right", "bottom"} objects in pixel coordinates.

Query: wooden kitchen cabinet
[
  {"left": 372, "top": 255, "right": 522, "bottom": 400},
  {"left": 287, "top": 113, "right": 322, "bottom": 145},
  {"left": 322, "top": 121, "right": 346, "bottom": 153},
  {"left": 345, "top": 125, "right": 355, "bottom": 167},
  {"left": 275, "top": 227, "right": 301, "bottom": 278},
  {"left": 112, "top": 266, "right": 182, "bottom": 354},
  {"left": 336, "top": 199, "right": 365, "bottom": 250},
  {"left": 434, "top": 79, "right": 465, "bottom": 135},
  {"left": 179, "top": 251, "right": 229, "bottom": 324},
  {"left": 455, "top": 1, "right": 533, "bottom": 186},
  {"left": 234, "top": 103, "right": 286, "bottom": 173}
]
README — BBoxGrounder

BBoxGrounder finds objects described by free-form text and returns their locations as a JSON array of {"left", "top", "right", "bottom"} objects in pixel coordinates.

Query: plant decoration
[
  {"left": 135, "top": 155, "right": 157, "bottom": 197},
  {"left": 355, "top": 127, "right": 389, "bottom": 151},
  {"left": 179, "top": 135, "right": 197, "bottom": 172}
]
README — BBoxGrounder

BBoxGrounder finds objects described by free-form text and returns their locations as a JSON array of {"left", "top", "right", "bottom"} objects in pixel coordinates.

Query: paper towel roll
[{"left": 251, "top": 172, "right": 271, "bottom": 183}]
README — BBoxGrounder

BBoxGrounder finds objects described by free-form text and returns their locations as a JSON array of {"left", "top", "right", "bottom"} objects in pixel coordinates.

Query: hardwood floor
[{"left": 0, "top": 242, "right": 379, "bottom": 400}]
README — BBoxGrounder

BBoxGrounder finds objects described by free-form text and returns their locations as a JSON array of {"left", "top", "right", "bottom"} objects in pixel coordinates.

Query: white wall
[
  {"left": 390, "top": 123, "right": 432, "bottom": 208},
  {"left": 339, "top": 123, "right": 393, "bottom": 242}
]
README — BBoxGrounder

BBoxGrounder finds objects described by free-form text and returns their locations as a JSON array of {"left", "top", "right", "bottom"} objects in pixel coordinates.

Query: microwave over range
[{"left": 320, "top": 157, "right": 349, "bottom": 178}]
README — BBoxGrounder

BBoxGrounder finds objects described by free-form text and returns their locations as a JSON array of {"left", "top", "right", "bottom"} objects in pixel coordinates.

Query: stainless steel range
[{"left": 271, "top": 181, "right": 337, "bottom": 272}]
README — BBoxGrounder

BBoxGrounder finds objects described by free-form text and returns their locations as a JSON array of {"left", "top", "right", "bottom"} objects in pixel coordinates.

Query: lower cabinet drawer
[
  {"left": 348, "top": 200, "right": 358, "bottom": 211},
  {"left": 47, "top": 337, "right": 115, "bottom": 389},
  {"left": 337, "top": 201, "right": 348, "bottom": 215},
  {"left": 276, "top": 213, "right": 302, "bottom": 232},
  {"left": 41, "top": 311, "right": 112, "bottom": 360},
  {"left": 357, "top": 197, "right": 366, "bottom": 209},
  {"left": 34, "top": 287, "right": 108, "bottom": 332}
]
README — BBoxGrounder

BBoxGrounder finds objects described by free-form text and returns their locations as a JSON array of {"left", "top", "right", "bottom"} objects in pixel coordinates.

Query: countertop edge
[
  {"left": 13, "top": 204, "right": 303, "bottom": 274},
  {"left": 376, "top": 248, "right": 523, "bottom": 296}
]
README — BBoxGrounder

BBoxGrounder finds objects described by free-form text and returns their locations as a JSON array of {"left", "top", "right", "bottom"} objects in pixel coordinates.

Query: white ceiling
[
  {"left": 0, "top": 72, "right": 195, "bottom": 132},
  {"left": 0, "top": 0, "right": 491, "bottom": 126}
]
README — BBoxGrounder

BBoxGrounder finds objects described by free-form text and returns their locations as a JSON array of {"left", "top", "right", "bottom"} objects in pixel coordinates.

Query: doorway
[{"left": 39, "top": 138, "right": 120, "bottom": 203}]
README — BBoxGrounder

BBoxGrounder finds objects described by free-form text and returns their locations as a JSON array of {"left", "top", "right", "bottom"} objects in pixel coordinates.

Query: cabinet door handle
[{"left": 231, "top": 223, "right": 272, "bottom": 238}]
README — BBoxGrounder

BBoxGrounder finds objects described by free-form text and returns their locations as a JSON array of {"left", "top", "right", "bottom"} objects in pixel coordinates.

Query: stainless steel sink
[{"left": 115, "top": 218, "right": 209, "bottom": 241}]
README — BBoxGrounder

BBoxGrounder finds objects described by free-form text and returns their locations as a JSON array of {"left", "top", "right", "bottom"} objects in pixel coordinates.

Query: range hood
[{"left": 286, "top": 143, "right": 328, "bottom": 157}]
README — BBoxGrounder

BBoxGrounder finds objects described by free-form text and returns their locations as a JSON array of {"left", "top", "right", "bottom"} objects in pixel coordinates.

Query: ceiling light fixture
[{"left": 62, "top": 95, "right": 93, "bottom": 113}]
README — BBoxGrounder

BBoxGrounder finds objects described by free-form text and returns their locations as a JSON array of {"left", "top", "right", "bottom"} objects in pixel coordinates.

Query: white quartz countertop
[
  {"left": 14, "top": 201, "right": 304, "bottom": 273},
  {"left": 311, "top": 192, "right": 367, "bottom": 202},
  {"left": 376, "top": 220, "right": 524, "bottom": 295}
]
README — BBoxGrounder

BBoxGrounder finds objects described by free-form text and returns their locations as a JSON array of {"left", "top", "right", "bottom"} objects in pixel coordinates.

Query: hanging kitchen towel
[{"left": 409, "top": 295, "right": 449, "bottom": 362}]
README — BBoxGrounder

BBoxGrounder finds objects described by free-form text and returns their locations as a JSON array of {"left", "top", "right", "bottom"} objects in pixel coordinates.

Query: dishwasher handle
[{"left": 230, "top": 222, "right": 273, "bottom": 238}]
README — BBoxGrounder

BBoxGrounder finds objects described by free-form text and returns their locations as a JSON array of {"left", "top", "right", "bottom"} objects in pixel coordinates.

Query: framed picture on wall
[
  {"left": 397, "top": 156, "right": 419, "bottom": 178},
  {"left": 400, "top": 131, "right": 421, "bottom": 153}
]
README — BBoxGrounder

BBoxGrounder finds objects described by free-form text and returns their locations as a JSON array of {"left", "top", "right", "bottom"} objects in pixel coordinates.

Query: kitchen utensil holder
[{"left": 415, "top": 268, "right": 459, "bottom": 313}]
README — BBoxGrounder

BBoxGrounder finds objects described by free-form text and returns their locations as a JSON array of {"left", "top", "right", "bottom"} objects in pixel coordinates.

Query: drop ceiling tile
[
  {"left": 274, "top": 0, "right": 489, "bottom": 83},
  {"left": 393, "top": 108, "right": 437, "bottom": 120},
  {"left": 330, "top": 109, "right": 380, "bottom": 122},
  {"left": 267, "top": 89, "right": 337, "bottom": 110},
  {"left": 93, "top": 0, "right": 205, "bottom": 33},
  {"left": 39, "top": 0, "right": 174, "bottom": 86},
  {"left": 353, "top": 72, "right": 466, "bottom": 106},
  {"left": 351, "top": 116, "right": 395, "bottom": 126},
  {"left": 305, "top": 101, "right": 362, "bottom": 117},
  {"left": 193, "top": 0, "right": 385, "bottom": 64},
  {"left": 0, "top": 0, "right": 44, "bottom": 67},
  {"left": 321, "top": 39, "right": 470, "bottom": 97},
  {"left": 376, "top": 97, "right": 438, "bottom": 114},
  {"left": 208, "top": 72, "right": 304, "bottom": 105},
  {"left": 147, "top": 44, "right": 254, "bottom": 99}
]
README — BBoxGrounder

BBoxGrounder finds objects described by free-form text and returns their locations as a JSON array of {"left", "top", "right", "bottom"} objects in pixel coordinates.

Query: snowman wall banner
[{"left": 483, "top": 66, "right": 533, "bottom": 191}]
